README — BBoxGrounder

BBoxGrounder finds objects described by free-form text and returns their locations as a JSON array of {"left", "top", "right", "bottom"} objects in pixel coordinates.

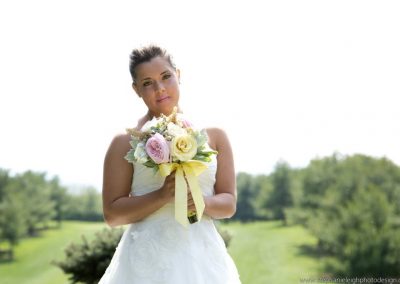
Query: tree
[
  {"left": 332, "top": 185, "right": 400, "bottom": 277},
  {"left": 0, "top": 195, "right": 26, "bottom": 247},
  {"left": 252, "top": 174, "right": 273, "bottom": 220},
  {"left": 235, "top": 172, "right": 257, "bottom": 221},
  {"left": 63, "top": 187, "right": 103, "bottom": 221},
  {"left": 0, "top": 169, "right": 10, "bottom": 201},
  {"left": 0, "top": 171, "right": 27, "bottom": 258},
  {"left": 0, "top": 169, "right": 10, "bottom": 241},
  {"left": 9, "top": 171, "right": 56, "bottom": 235},
  {"left": 0, "top": 171, "right": 57, "bottom": 238},
  {"left": 293, "top": 154, "right": 400, "bottom": 277},
  {"left": 49, "top": 176, "right": 68, "bottom": 226},
  {"left": 266, "top": 161, "right": 293, "bottom": 223}
]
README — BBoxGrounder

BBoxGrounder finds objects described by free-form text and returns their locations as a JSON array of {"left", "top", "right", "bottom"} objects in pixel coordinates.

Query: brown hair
[{"left": 129, "top": 45, "right": 176, "bottom": 84}]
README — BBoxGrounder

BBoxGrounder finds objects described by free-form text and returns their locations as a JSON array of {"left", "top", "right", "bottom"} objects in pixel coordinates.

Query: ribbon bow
[{"left": 159, "top": 160, "right": 207, "bottom": 227}]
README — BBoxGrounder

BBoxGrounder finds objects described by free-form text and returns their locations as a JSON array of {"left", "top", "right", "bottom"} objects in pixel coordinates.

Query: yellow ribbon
[{"left": 159, "top": 160, "right": 207, "bottom": 227}]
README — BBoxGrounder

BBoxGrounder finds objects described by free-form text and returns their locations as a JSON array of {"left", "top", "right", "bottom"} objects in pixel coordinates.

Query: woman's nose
[{"left": 154, "top": 81, "right": 165, "bottom": 93}]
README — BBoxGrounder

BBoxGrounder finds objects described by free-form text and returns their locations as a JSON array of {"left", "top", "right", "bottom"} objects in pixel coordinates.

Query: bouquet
[{"left": 125, "top": 107, "right": 217, "bottom": 227}]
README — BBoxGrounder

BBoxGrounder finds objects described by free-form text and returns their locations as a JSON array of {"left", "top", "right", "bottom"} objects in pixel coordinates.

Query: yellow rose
[{"left": 171, "top": 134, "right": 198, "bottom": 162}]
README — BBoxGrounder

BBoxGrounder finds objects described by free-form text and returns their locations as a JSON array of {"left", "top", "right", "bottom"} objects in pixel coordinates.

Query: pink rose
[
  {"left": 145, "top": 133, "right": 170, "bottom": 164},
  {"left": 176, "top": 113, "right": 194, "bottom": 128}
]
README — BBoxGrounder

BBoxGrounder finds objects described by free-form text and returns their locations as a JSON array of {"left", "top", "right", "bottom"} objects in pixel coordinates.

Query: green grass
[
  {"left": 0, "top": 220, "right": 325, "bottom": 284},
  {"left": 219, "top": 220, "right": 326, "bottom": 284}
]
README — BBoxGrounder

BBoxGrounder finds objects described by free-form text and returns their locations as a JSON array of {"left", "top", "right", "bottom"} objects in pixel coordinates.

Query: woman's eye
[
  {"left": 162, "top": 74, "right": 171, "bottom": 80},
  {"left": 143, "top": 81, "right": 152, "bottom": 87}
]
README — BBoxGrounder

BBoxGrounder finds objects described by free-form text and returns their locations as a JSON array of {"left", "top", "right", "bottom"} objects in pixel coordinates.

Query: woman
[{"left": 99, "top": 45, "right": 241, "bottom": 283}]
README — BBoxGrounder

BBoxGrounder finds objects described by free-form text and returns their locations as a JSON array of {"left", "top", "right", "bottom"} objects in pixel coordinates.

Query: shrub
[{"left": 53, "top": 228, "right": 124, "bottom": 284}]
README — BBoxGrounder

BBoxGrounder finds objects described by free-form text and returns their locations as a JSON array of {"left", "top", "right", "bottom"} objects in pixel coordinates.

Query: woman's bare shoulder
[
  {"left": 205, "top": 127, "right": 230, "bottom": 151},
  {"left": 106, "top": 132, "right": 132, "bottom": 158},
  {"left": 111, "top": 132, "right": 131, "bottom": 144}
]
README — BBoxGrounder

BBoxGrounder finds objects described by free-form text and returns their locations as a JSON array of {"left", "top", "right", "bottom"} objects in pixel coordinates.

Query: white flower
[
  {"left": 141, "top": 117, "right": 160, "bottom": 132},
  {"left": 167, "top": 122, "right": 187, "bottom": 137}
]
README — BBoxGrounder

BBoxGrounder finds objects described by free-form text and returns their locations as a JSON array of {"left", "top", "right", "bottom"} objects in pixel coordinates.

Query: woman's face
[{"left": 133, "top": 56, "right": 180, "bottom": 117}]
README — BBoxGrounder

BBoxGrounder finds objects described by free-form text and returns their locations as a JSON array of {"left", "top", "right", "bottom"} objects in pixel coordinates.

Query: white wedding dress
[{"left": 98, "top": 155, "right": 241, "bottom": 284}]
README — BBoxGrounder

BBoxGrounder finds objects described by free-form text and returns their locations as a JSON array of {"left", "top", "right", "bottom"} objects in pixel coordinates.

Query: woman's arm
[
  {"left": 202, "top": 128, "right": 237, "bottom": 219},
  {"left": 102, "top": 133, "right": 175, "bottom": 227}
]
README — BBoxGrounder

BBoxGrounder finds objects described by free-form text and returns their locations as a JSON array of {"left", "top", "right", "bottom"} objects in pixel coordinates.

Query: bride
[{"left": 99, "top": 45, "right": 241, "bottom": 283}]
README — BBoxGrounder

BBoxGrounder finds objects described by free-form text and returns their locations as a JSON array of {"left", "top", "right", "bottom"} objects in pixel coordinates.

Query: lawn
[
  {"left": 0, "top": 220, "right": 324, "bottom": 284},
  {"left": 220, "top": 220, "right": 326, "bottom": 284}
]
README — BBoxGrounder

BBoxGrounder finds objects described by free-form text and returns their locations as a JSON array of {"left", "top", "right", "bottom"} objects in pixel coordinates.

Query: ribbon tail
[{"left": 175, "top": 166, "right": 189, "bottom": 227}]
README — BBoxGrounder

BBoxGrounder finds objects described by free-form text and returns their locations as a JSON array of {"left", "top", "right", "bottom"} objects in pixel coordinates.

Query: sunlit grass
[{"left": 220, "top": 220, "right": 326, "bottom": 284}]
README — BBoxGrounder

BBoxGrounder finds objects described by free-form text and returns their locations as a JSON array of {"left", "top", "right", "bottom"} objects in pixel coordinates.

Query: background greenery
[
  {"left": 1, "top": 152, "right": 400, "bottom": 283},
  {"left": 234, "top": 154, "right": 400, "bottom": 277},
  {"left": 0, "top": 222, "right": 106, "bottom": 284}
]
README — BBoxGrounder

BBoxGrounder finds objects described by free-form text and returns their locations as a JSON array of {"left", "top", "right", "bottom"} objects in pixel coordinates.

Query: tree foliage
[
  {"left": 0, "top": 169, "right": 102, "bottom": 259},
  {"left": 49, "top": 176, "right": 69, "bottom": 225},
  {"left": 10, "top": 171, "right": 56, "bottom": 235},
  {"left": 0, "top": 170, "right": 56, "bottom": 249},
  {"left": 235, "top": 172, "right": 258, "bottom": 221},
  {"left": 266, "top": 160, "right": 293, "bottom": 223},
  {"left": 291, "top": 154, "right": 400, "bottom": 277},
  {"left": 63, "top": 187, "right": 103, "bottom": 221}
]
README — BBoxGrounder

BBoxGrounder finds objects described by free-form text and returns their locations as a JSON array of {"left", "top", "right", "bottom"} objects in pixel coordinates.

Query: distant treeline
[
  {"left": 0, "top": 170, "right": 103, "bottom": 251},
  {"left": 233, "top": 153, "right": 400, "bottom": 278}
]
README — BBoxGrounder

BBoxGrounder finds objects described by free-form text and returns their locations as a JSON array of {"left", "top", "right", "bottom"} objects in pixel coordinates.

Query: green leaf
[
  {"left": 194, "top": 129, "right": 208, "bottom": 147},
  {"left": 143, "top": 160, "right": 158, "bottom": 168},
  {"left": 193, "top": 154, "right": 211, "bottom": 162},
  {"left": 124, "top": 149, "right": 136, "bottom": 163},
  {"left": 129, "top": 136, "right": 141, "bottom": 149}
]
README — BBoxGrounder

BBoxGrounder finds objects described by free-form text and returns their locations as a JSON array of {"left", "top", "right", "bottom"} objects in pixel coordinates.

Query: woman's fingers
[
  {"left": 162, "top": 176, "right": 197, "bottom": 211},
  {"left": 160, "top": 172, "right": 176, "bottom": 202},
  {"left": 187, "top": 192, "right": 196, "bottom": 211}
]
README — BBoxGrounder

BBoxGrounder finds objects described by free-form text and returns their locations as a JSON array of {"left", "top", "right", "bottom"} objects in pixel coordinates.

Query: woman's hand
[
  {"left": 159, "top": 171, "right": 176, "bottom": 203},
  {"left": 159, "top": 173, "right": 197, "bottom": 212},
  {"left": 187, "top": 191, "right": 196, "bottom": 212}
]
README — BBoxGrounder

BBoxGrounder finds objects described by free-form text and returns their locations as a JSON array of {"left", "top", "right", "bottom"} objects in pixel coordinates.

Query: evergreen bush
[{"left": 53, "top": 228, "right": 124, "bottom": 284}]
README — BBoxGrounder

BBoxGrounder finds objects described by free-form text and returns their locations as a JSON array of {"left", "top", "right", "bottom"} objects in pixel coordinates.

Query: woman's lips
[{"left": 157, "top": 96, "right": 170, "bottom": 103}]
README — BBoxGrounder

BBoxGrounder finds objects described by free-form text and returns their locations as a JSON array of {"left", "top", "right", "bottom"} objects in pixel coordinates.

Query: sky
[{"left": 1, "top": 0, "right": 399, "bottom": 191}]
